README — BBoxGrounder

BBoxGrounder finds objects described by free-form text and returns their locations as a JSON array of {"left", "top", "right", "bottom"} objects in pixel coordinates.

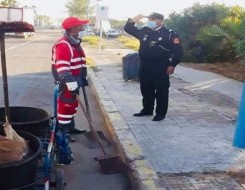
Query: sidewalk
[{"left": 85, "top": 46, "right": 245, "bottom": 190}]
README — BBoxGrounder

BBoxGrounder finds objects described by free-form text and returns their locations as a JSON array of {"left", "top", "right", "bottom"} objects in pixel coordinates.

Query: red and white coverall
[{"left": 51, "top": 36, "right": 87, "bottom": 127}]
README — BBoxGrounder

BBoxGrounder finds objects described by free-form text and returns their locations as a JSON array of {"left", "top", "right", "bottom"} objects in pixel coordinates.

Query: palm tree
[
  {"left": 196, "top": 6, "right": 245, "bottom": 63},
  {"left": 66, "top": 0, "right": 95, "bottom": 18},
  {"left": 0, "top": 0, "right": 18, "bottom": 7},
  {"left": 36, "top": 15, "right": 50, "bottom": 27}
]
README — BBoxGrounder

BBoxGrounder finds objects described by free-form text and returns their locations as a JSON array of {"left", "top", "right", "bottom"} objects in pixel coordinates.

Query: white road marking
[{"left": 4, "top": 37, "right": 43, "bottom": 52}]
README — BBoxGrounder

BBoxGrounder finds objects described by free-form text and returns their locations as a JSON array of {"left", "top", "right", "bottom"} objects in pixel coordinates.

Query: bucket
[
  {"left": 0, "top": 130, "right": 42, "bottom": 190},
  {"left": 0, "top": 106, "right": 50, "bottom": 136},
  {"left": 233, "top": 82, "right": 245, "bottom": 148}
]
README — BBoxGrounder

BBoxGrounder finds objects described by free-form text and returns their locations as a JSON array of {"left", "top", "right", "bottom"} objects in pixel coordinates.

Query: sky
[{"left": 18, "top": 0, "right": 245, "bottom": 20}]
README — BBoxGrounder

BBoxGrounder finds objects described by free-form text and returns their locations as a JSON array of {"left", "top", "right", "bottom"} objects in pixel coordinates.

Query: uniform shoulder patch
[{"left": 173, "top": 38, "right": 180, "bottom": 44}]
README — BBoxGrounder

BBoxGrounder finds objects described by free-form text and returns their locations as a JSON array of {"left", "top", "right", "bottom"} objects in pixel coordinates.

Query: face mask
[
  {"left": 78, "top": 30, "right": 86, "bottom": 38},
  {"left": 147, "top": 21, "right": 157, "bottom": 29},
  {"left": 70, "top": 35, "right": 80, "bottom": 44}
]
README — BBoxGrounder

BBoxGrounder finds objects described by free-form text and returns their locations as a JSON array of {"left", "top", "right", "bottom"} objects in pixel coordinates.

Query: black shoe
[
  {"left": 57, "top": 152, "right": 74, "bottom": 165},
  {"left": 152, "top": 115, "right": 165, "bottom": 121},
  {"left": 69, "top": 128, "right": 87, "bottom": 134},
  {"left": 67, "top": 135, "right": 76, "bottom": 142},
  {"left": 133, "top": 111, "right": 153, "bottom": 117}
]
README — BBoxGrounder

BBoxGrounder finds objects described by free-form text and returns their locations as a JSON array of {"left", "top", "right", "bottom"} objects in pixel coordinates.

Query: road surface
[{"left": 0, "top": 29, "right": 132, "bottom": 190}]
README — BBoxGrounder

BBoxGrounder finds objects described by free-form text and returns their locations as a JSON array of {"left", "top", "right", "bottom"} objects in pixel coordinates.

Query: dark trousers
[
  {"left": 139, "top": 70, "right": 170, "bottom": 116},
  {"left": 58, "top": 118, "right": 75, "bottom": 135}
]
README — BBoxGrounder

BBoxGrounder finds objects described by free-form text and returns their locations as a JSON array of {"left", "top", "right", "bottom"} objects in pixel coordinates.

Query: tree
[
  {"left": 110, "top": 19, "right": 126, "bottom": 30},
  {"left": 0, "top": 0, "right": 17, "bottom": 7},
  {"left": 196, "top": 25, "right": 234, "bottom": 62},
  {"left": 165, "top": 3, "right": 230, "bottom": 62},
  {"left": 196, "top": 6, "right": 245, "bottom": 63},
  {"left": 66, "top": 0, "right": 94, "bottom": 18},
  {"left": 36, "top": 15, "right": 50, "bottom": 27}
]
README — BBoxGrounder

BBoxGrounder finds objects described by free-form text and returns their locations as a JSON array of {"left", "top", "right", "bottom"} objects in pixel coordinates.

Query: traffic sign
[{"left": 96, "top": 6, "right": 108, "bottom": 21}]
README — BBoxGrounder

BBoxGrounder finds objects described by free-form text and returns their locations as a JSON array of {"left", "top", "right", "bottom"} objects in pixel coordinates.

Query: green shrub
[
  {"left": 234, "top": 40, "right": 245, "bottom": 57},
  {"left": 82, "top": 36, "right": 99, "bottom": 46},
  {"left": 86, "top": 57, "right": 96, "bottom": 68},
  {"left": 118, "top": 36, "right": 139, "bottom": 50}
]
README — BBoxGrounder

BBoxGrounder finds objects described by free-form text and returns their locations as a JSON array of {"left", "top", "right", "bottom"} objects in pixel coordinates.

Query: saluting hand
[
  {"left": 167, "top": 66, "right": 175, "bottom": 75},
  {"left": 131, "top": 14, "right": 144, "bottom": 22}
]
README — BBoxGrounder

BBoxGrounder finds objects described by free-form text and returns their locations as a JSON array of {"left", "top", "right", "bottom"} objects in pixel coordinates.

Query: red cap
[{"left": 62, "top": 17, "right": 89, "bottom": 29}]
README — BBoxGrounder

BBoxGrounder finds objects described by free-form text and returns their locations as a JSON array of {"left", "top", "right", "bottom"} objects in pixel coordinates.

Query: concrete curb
[{"left": 88, "top": 68, "right": 159, "bottom": 190}]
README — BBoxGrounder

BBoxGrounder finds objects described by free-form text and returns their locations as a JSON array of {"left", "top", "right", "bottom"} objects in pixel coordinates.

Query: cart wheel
[{"left": 55, "top": 169, "right": 65, "bottom": 190}]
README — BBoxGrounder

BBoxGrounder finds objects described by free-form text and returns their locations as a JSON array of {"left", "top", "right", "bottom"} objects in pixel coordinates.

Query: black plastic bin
[
  {"left": 0, "top": 130, "right": 42, "bottom": 190},
  {"left": 122, "top": 52, "right": 141, "bottom": 81},
  {"left": 0, "top": 106, "right": 51, "bottom": 136}
]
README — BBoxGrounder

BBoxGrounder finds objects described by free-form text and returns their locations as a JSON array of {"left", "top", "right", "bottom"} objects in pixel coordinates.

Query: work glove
[
  {"left": 66, "top": 81, "right": 79, "bottom": 95},
  {"left": 71, "top": 87, "right": 80, "bottom": 95}
]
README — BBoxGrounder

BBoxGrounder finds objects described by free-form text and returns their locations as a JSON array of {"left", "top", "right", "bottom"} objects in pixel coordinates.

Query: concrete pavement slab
[{"left": 174, "top": 66, "right": 243, "bottom": 103}]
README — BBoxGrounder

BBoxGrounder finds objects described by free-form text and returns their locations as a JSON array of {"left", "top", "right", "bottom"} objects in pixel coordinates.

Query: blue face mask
[
  {"left": 147, "top": 21, "right": 157, "bottom": 29},
  {"left": 70, "top": 35, "right": 80, "bottom": 44}
]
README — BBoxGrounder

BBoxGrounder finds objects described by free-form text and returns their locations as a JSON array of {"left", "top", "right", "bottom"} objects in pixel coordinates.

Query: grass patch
[
  {"left": 117, "top": 36, "right": 139, "bottom": 51},
  {"left": 82, "top": 36, "right": 99, "bottom": 46},
  {"left": 86, "top": 57, "right": 96, "bottom": 68},
  {"left": 82, "top": 36, "right": 100, "bottom": 68}
]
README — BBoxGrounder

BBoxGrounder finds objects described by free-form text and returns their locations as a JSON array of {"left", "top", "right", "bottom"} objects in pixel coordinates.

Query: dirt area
[
  {"left": 182, "top": 62, "right": 245, "bottom": 82},
  {"left": 229, "top": 171, "right": 245, "bottom": 188}
]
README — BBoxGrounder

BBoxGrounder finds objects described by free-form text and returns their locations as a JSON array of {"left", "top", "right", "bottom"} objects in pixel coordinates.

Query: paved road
[{"left": 0, "top": 30, "right": 131, "bottom": 190}]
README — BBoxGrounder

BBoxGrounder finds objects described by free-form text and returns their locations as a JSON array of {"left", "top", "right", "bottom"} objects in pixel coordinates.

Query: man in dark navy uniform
[{"left": 124, "top": 12, "right": 183, "bottom": 121}]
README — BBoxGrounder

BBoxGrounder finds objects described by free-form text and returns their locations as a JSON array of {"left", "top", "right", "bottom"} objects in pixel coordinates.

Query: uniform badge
[
  {"left": 173, "top": 38, "right": 180, "bottom": 44},
  {"left": 149, "top": 41, "right": 156, "bottom": 47},
  {"left": 158, "top": 37, "right": 162, "bottom": 41},
  {"left": 143, "top": 37, "right": 147, "bottom": 41},
  {"left": 143, "top": 35, "right": 148, "bottom": 41}
]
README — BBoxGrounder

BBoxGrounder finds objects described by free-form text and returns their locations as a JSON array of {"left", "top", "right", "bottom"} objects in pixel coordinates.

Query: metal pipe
[{"left": 0, "top": 33, "right": 10, "bottom": 121}]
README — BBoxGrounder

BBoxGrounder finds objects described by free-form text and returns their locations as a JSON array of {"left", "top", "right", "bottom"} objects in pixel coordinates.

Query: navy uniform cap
[{"left": 147, "top": 12, "right": 164, "bottom": 20}]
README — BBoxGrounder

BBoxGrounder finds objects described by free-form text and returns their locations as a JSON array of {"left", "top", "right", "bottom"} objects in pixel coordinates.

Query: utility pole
[
  {"left": 88, "top": 0, "right": 102, "bottom": 19},
  {"left": 87, "top": 0, "right": 90, "bottom": 19}
]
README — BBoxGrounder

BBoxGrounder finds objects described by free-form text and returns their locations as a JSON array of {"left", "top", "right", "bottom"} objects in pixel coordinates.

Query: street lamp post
[
  {"left": 86, "top": 0, "right": 89, "bottom": 19},
  {"left": 87, "top": 0, "right": 102, "bottom": 19}
]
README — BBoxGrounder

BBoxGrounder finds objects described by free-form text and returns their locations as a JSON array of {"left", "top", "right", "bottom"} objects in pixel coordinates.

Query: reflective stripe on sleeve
[
  {"left": 70, "top": 65, "right": 82, "bottom": 70},
  {"left": 57, "top": 67, "right": 70, "bottom": 72},
  {"left": 56, "top": 60, "right": 70, "bottom": 65},
  {"left": 71, "top": 57, "right": 82, "bottom": 62}
]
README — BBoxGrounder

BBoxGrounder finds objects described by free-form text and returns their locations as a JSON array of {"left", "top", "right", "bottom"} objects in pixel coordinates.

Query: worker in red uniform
[{"left": 52, "top": 17, "right": 89, "bottom": 144}]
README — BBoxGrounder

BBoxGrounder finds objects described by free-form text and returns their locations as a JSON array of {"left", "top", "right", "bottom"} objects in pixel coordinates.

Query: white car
[{"left": 106, "top": 29, "right": 120, "bottom": 38}]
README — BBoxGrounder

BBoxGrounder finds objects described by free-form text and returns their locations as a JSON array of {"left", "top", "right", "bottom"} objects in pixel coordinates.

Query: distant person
[
  {"left": 124, "top": 12, "right": 183, "bottom": 121},
  {"left": 51, "top": 17, "right": 88, "bottom": 142}
]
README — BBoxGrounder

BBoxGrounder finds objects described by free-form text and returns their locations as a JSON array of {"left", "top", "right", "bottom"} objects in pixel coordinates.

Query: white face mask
[
  {"left": 147, "top": 21, "right": 157, "bottom": 29},
  {"left": 78, "top": 30, "right": 86, "bottom": 38}
]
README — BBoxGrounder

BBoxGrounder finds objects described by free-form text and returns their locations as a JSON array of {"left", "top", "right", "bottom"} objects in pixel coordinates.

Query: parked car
[
  {"left": 106, "top": 29, "right": 120, "bottom": 38},
  {"left": 94, "top": 29, "right": 106, "bottom": 37}
]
